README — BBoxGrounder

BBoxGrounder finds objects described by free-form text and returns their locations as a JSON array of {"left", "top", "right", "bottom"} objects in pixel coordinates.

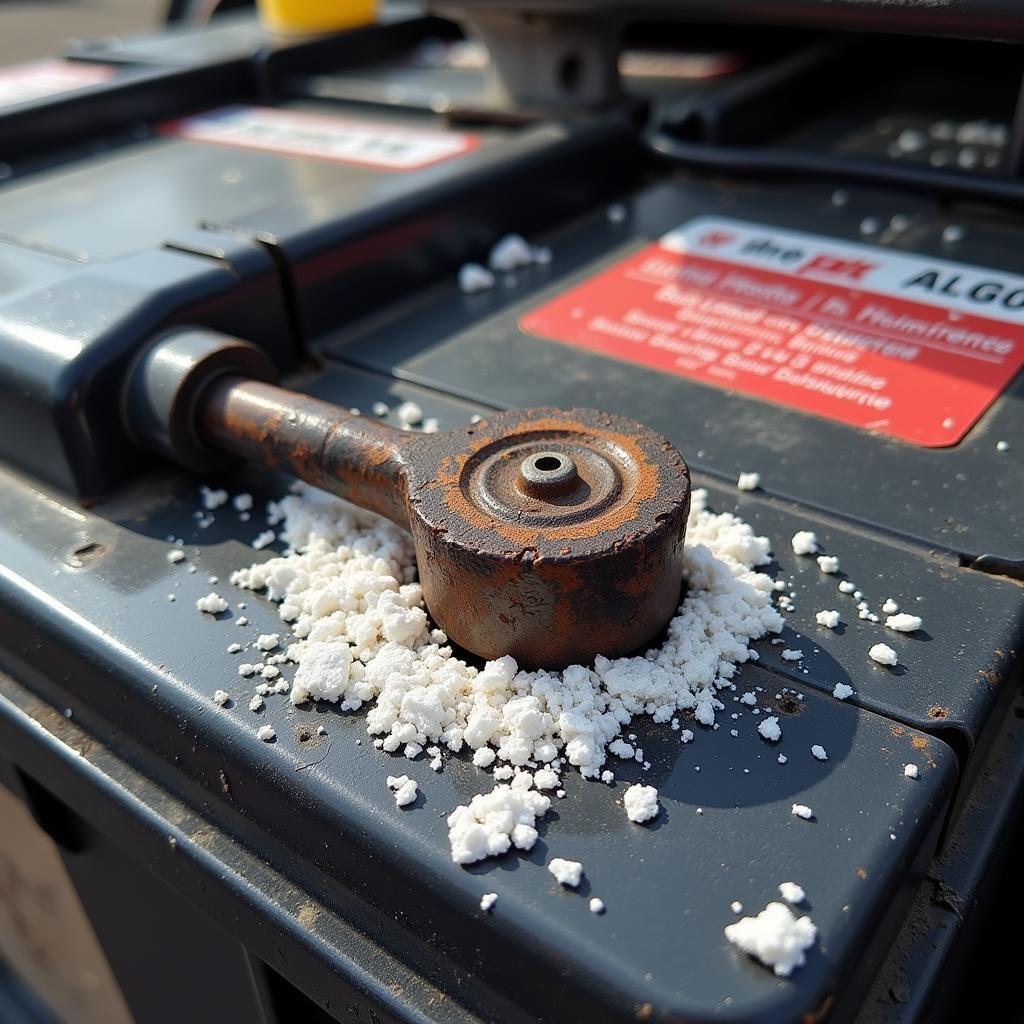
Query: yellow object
[{"left": 258, "top": 0, "right": 378, "bottom": 34}]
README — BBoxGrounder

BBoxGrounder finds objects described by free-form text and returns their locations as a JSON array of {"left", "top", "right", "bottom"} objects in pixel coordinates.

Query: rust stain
[
  {"left": 927, "top": 706, "right": 950, "bottom": 720},
  {"left": 429, "top": 413, "right": 673, "bottom": 545},
  {"left": 802, "top": 993, "right": 835, "bottom": 1024},
  {"left": 911, "top": 736, "right": 928, "bottom": 750},
  {"left": 856, "top": 868, "right": 868, "bottom": 880}
]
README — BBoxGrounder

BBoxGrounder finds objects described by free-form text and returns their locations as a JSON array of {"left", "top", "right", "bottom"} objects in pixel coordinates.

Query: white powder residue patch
[
  {"left": 791, "top": 531, "right": 819, "bottom": 556},
  {"left": 904, "top": 763, "right": 919, "bottom": 779},
  {"left": 724, "top": 902, "right": 817, "bottom": 977},
  {"left": 811, "top": 744, "right": 828, "bottom": 761},
  {"left": 589, "top": 897, "right": 605, "bottom": 914},
  {"left": 213, "top": 689, "right": 230, "bottom": 707},
  {"left": 623, "top": 783, "right": 660, "bottom": 824},
  {"left": 229, "top": 484, "right": 784, "bottom": 861},
  {"left": 257, "top": 724, "right": 276, "bottom": 742},
  {"left": 458, "top": 263, "right": 496, "bottom": 294},
  {"left": 882, "top": 598, "right": 899, "bottom": 615},
  {"left": 816, "top": 555, "right": 839, "bottom": 574},
  {"left": 778, "top": 881, "right": 806, "bottom": 904},
  {"left": 488, "top": 234, "right": 535, "bottom": 272},
  {"left": 870, "top": 643, "right": 898, "bottom": 666},
  {"left": 396, "top": 401, "right": 423, "bottom": 426},
  {"left": 832, "top": 683, "right": 854, "bottom": 701},
  {"left": 548, "top": 858, "right": 584, "bottom": 888},
  {"left": 815, "top": 610, "right": 840, "bottom": 629},
  {"left": 737, "top": 472, "right": 760, "bottom": 491},
  {"left": 480, "top": 892, "right": 497, "bottom": 912},
  {"left": 252, "top": 530, "right": 276, "bottom": 550},
  {"left": 792, "top": 804, "right": 813, "bottom": 820},
  {"left": 196, "top": 592, "right": 229, "bottom": 614},
  {"left": 200, "top": 486, "right": 229, "bottom": 510},
  {"left": 386, "top": 775, "right": 419, "bottom": 807},
  {"left": 447, "top": 785, "right": 550, "bottom": 864},
  {"left": 757, "top": 717, "right": 781, "bottom": 742},
  {"left": 885, "top": 613, "right": 922, "bottom": 633}
]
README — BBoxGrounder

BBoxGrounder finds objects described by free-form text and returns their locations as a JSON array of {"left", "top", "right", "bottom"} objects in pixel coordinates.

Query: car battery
[
  {"left": 0, "top": 11, "right": 642, "bottom": 498},
  {"left": 0, "top": 8, "right": 1022, "bottom": 1024}
]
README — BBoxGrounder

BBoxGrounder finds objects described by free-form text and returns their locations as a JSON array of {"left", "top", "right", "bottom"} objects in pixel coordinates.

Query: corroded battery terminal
[{"left": 127, "top": 330, "right": 690, "bottom": 668}]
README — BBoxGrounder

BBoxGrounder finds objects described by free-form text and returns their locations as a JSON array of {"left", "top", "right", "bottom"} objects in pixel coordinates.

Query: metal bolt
[{"left": 518, "top": 451, "right": 578, "bottom": 497}]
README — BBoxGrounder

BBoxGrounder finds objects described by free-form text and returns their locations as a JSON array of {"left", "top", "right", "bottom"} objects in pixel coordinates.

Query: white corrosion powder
[
  {"left": 447, "top": 785, "right": 550, "bottom": 864},
  {"left": 623, "top": 783, "right": 660, "bottom": 824},
  {"left": 816, "top": 610, "right": 840, "bottom": 629},
  {"left": 870, "top": 643, "right": 898, "bottom": 666},
  {"left": 196, "top": 592, "right": 229, "bottom": 614},
  {"left": 396, "top": 401, "right": 423, "bottom": 426},
  {"left": 781, "top": 649, "right": 804, "bottom": 662},
  {"left": 228, "top": 484, "right": 783, "bottom": 861},
  {"left": 488, "top": 234, "right": 535, "bottom": 272},
  {"left": 256, "top": 633, "right": 280, "bottom": 651},
  {"left": 724, "top": 902, "right": 816, "bottom": 977},
  {"left": 832, "top": 683, "right": 854, "bottom": 701},
  {"left": 792, "top": 804, "right": 813, "bottom": 820},
  {"left": 167, "top": 549, "right": 186, "bottom": 564},
  {"left": 257, "top": 724, "right": 276, "bottom": 742},
  {"left": 200, "top": 486, "right": 229, "bottom": 510},
  {"left": 213, "top": 689, "right": 230, "bottom": 707},
  {"left": 791, "top": 531, "right": 819, "bottom": 556},
  {"left": 778, "top": 881, "right": 806, "bottom": 904},
  {"left": 904, "top": 763, "right": 919, "bottom": 779},
  {"left": 811, "top": 745, "right": 828, "bottom": 761},
  {"left": 458, "top": 263, "right": 496, "bottom": 294},
  {"left": 816, "top": 555, "right": 839, "bottom": 574},
  {"left": 589, "top": 897, "right": 605, "bottom": 914},
  {"left": 480, "top": 892, "right": 497, "bottom": 912},
  {"left": 886, "top": 613, "right": 922, "bottom": 633},
  {"left": 882, "top": 598, "right": 899, "bottom": 615},
  {"left": 548, "top": 858, "right": 584, "bottom": 888},
  {"left": 386, "top": 775, "right": 418, "bottom": 807},
  {"left": 758, "top": 717, "right": 781, "bottom": 742},
  {"left": 737, "top": 472, "right": 760, "bottom": 491}
]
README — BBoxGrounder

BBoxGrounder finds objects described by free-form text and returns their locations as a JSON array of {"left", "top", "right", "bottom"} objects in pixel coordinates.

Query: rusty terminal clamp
[{"left": 127, "top": 331, "right": 691, "bottom": 668}]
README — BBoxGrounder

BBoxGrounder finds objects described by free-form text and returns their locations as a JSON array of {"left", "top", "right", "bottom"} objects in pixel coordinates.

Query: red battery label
[
  {"left": 521, "top": 217, "right": 1024, "bottom": 446},
  {"left": 168, "top": 105, "right": 478, "bottom": 171}
]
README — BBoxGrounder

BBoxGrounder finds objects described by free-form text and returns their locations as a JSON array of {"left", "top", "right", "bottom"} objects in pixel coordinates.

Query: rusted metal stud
[{"left": 129, "top": 331, "right": 691, "bottom": 669}]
